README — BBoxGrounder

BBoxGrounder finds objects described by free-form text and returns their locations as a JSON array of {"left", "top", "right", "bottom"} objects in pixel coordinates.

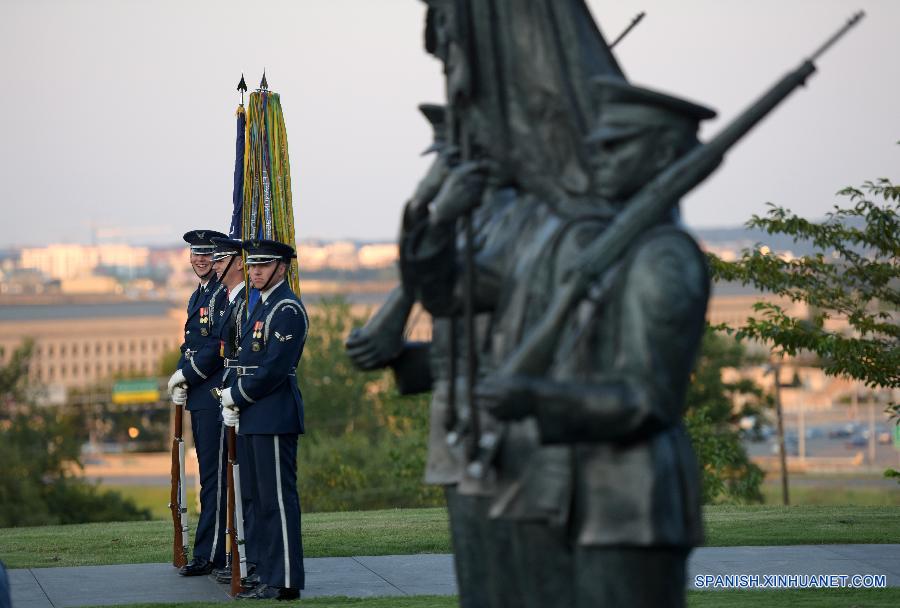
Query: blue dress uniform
[
  {"left": 208, "top": 236, "right": 258, "bottom": 581},
  {"left": 224, "top": 239, "right": 308, "bottom": 598},
  {"left": 175, "top": 229, "right": 229, "bottom": 574}
]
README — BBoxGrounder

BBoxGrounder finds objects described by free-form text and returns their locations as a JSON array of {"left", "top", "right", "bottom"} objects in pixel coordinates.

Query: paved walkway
[{"left": 10, "top": 545, "right": 900, "bottom": 607}]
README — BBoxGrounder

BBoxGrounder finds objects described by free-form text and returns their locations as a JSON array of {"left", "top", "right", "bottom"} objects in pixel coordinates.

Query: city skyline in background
[{"left": 1, "top": 0, "right": 898, "bottom": 247}]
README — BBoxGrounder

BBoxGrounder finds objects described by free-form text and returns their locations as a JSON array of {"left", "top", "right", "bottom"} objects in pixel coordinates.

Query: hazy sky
[{"left": 1, "top": 0, "right": 897, "bottom": 247}]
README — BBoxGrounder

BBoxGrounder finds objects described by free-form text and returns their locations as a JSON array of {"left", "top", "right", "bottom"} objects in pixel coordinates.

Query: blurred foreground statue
[
  {"left": 347, "top": 2, "right": 863, "bottom": 607},
  {"left": 478, "top": 77, "right": 713, "bottom": 607}
]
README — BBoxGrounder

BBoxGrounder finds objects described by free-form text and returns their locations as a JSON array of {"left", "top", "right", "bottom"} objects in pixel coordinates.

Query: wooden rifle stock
[{"left": 169, "top": 402, "right": 187, "bottom": 568}]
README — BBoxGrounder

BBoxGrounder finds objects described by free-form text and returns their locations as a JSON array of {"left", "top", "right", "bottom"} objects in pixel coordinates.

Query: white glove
[
  {"left": 222, "top": 406, "right": 239, "bottom": 428},
  {"left": 167, "top": 369, "right": 186, "bottom": 394},
  {"left": 221, "top": 387, "right": 235, "bottom": 408},
  {"left": 171, "top": 385, "right": 187, "bottom": 406}
]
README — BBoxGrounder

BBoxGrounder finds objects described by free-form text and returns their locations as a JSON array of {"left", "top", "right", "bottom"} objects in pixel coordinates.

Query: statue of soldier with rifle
[
  {"left": 351, "top": 0, "right": 863, "bottom": 605},
  {"left": 473, "top": 9, "right": 865, "bottom": 608}
]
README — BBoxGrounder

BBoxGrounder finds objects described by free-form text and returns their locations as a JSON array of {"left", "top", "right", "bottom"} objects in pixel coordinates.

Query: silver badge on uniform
[{"left": 252, "top": 342, "right": 261, "bottom": 352}]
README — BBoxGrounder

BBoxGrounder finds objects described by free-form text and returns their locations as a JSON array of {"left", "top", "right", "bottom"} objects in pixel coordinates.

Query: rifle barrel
[{"left": 809, "top": 11, "right": 864, "bottom": 62}]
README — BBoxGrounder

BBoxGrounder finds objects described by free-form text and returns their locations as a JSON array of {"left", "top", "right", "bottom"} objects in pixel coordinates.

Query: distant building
[
  {"left": 20, "top": 244, "right": 150, "bottom": 281},
  {"left": 0, "top": 300, "right": 184, "bottom": 395},
  {"left": 706, "top": 281, "right": 810, "bottom": 329},
  {"left": 59, "top": 274, "right": 122, "bottom": 295},
  {"left": 0, "top": 268, "right": 60, "bottom": 295},
  {"left": 323, "top": 241, "right": 360, "bottom": 270},
  {"left": 358, "top": 243, "right": 398, "bottom": 268},
  {"left": 297, "top": 243, "right": 329, "bottom": 271}
]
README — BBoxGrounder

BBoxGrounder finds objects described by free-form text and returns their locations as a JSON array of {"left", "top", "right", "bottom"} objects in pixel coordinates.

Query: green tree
[
  {"left": 296, "top": 298, "right": 442, "bottom": 512},
  {"left": 685, "top": 329, "right": 767, "bottom": 503},
  {"left": 707, "top": 177, "right": 900, "bottom": 479},
  {"left": 0, "top": 342, "right": 151, "bottom": 527}
]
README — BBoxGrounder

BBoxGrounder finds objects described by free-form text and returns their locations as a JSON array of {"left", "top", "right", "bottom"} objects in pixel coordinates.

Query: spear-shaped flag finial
[
  {"left": 259, "top": 70, "right": 268, "bottom": 92},
  {"left": 609, "top": 11, "right": 646, "bottom": 49},
  {"left": 237, "top": 73, "right": 247, "bottom": 105}
]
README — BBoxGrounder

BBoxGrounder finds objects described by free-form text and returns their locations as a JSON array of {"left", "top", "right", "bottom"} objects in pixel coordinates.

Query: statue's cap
[
  {"left": 183, "top": 229, "right": 228, "bottom": 254},
  {"left": 210, "top": 236, "right": 243, "bottom": 262},
  {"left": 586, "top": 77, "right": 716, "bottom": 144},
  {"left": 419, "top": 103, "right": 447, "bottom": 155},
  {"left": 241, "top": 238, "right": 296, "bottom": 264}
]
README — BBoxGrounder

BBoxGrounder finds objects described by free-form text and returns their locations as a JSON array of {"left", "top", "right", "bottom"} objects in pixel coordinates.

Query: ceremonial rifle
[
  {"left": 226, "top": 423, "right": 248, "bottom": 594},
  {"left": 495, "top": 12, "right": 865, "bottom": 381},
  {"left": 169, "top": 399, "right": 188, "bottom": 568}
]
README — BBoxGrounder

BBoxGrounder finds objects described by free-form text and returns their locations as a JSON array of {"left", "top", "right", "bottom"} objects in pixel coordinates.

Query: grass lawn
[
  {"left": 1, "top": 505, "right": 898, "bottom": 569},
  {"left": 703, "top": 505, "right": 900, "bottom": 547},
  {"left": 82, "top": 599, "right": 457, "bottom": 608},
  {"left": 0, "top": 509, "right": 449, "bottom": 569},
  {"left": 105, "top": 486, "right": 200, "bottom": 520},
  {"left": 104, "top": 478, "right": 900, "bottom": 520},
  {"left": 74, "top": 589, "right": 900, "bottom": 608},
  {"left": 761, "top": 483, "right": 900, "bottom": 506},
  {"left": 688, "top": 588, "right": 900, "bottom": 607}
]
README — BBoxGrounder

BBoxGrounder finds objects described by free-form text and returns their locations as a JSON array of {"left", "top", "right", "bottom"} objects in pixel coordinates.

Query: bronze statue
[
  {"left": 347, "top": 1, "right": 863, "bottom": 605},
  {"left": 478, "top": 77, "right": 714, "bottom": 607}
]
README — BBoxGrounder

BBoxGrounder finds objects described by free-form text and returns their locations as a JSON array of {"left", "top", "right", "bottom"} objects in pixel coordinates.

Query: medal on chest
[
  {"left": 251, "top": 320, "right": 263, "bottom": 351},
  {"left": 199, "top": 307, "right": 209, "bottom": 335}
]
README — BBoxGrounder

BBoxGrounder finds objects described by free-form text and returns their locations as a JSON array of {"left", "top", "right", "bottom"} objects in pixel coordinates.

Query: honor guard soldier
[
  {"left": 167, "top": 229, "right": 230, "bottom": 576},
  {"left": 219, "top": 238, "right": 308, "bottom": 601},
  {"left": 209, "top": 236, "right": 259, "bottom": 588}
]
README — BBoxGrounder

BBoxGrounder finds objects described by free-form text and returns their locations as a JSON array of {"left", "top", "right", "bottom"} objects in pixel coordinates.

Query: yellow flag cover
[{"left": 242, "top": 90, "right": 300, "bottom": 295}]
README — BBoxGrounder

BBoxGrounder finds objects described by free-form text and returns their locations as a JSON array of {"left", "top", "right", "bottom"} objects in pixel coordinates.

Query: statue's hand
[
  {"left": 345, "top": 325, "right": 402, "bottom": 371},
  {"left": 477, "top": 375, "right": 535, "bottom": 421},
  {"left": 429, "top": 160, "right": 488, "bottom": 225}
]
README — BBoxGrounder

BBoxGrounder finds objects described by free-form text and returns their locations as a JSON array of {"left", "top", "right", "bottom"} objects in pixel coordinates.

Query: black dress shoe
[
  {"left": 178, "top": 557, "right": 214, "bottom": 576},
  {"left": 212, "top": 566, "right": 230, "bottom": 583},
  {"left": 236, "top": 584, "right": 300, "bottom": 600},
  {"left": 213, "top": 567, "right": 232, "bottom": 584}
]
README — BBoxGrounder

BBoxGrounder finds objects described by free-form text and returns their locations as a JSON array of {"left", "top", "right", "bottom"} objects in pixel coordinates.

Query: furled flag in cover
[
  {"left": 240, "top": 72, "right": 301, "bottom": 296},
  {"left": 229, "top": 75, "right": 248, "bottom": 241}
]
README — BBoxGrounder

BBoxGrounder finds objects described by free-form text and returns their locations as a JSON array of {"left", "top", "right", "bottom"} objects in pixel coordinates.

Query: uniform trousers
[
  {"left": 189, "top": 408, "right": 228, "bottom": 566},
  {"left": 235, "top": 434, "right": 257, "bottom": 566},
  {"left": 242, "top": 433, "right": 305, "bottom": 590}
]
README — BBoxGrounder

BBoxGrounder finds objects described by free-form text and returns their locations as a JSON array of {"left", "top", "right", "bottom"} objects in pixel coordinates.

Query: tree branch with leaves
[{"left": 706, "top": 176, "right": 900, "bottom": 480}]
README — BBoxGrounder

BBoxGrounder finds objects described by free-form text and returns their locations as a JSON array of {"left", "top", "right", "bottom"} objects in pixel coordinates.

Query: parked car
[
  {"left": 771, "top": 436, "right": 799, "bottom": 456},
  {"left": 844, "top": 435, "right": 867, "bottom": 449},
  {"left": 828, "top": 424, "right": 857, "bottom": 439}
]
